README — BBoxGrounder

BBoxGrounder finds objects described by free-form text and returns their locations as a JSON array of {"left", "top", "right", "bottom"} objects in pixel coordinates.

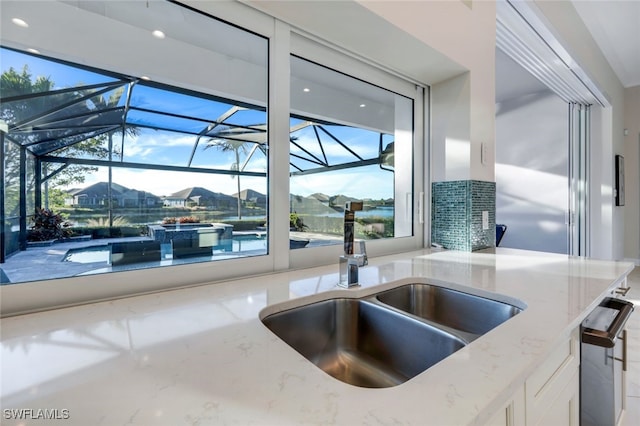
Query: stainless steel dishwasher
[{"left": 580, "top": 295, "right": 634, "bottom": 426}]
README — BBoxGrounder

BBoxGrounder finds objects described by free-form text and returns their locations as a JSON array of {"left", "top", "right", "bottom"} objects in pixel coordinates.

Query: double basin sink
[{"left": 261, "top": 282, "right": 524, "bottom": 388}]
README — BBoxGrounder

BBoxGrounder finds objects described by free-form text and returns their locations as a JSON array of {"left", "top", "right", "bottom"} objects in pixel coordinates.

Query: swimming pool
[
  {"left": 63, "top": 245, "right": 110, "bottom": 263},
  {"left": 63, "top": 234, "right": 268, "bottom": 264}
]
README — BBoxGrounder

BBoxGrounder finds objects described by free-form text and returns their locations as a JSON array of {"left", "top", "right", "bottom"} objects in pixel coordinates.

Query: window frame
[
  {"left": 0, "top": 0, "right": 277, "bottom": 315},
  {"left": 287, "top": 33, "right": 426, "bottom": 269}
]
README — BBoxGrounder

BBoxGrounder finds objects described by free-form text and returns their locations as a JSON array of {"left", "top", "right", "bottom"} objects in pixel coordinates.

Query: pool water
[
  {"left": 232, "top": 234, "right": 267, "bottom": 251},
  {"left": 63, "top": 234, "right": 267, "bottom": 264},
  {"left": 63, "top": 245, "right": 110, "bottom": 263}
]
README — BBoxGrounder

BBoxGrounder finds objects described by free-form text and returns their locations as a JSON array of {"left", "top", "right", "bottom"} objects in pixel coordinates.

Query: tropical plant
[
  {"left": 289, "top": 212, "right": 308, "bottom": 232},
  {"left": 178, "top": 216, "right": 200, "bottom": 224},
  {"left": 44, "top": 188, "right": 70, "bottom": 210},
  {"left": 205, "top": 132, "right": 249, "bottom": 219},
  {"left": 85, "top": 216, "right": 130, "bottom": 227},
  {"left": 27, "top": 208, "right": 72, "bottom": 241},
  {"left": 2, "top": 67, "right": 103, "bottom": 187},
  {"left": 162, "top": 216, "right": 200, "bottom": 224},
  {"left": 1, "top": 60, "right": 153, "bottom": 243}
]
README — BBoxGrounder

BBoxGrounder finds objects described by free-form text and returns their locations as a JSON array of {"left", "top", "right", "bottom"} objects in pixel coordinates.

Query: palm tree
[
  {"left": 86, "top": 84, "right": 139, "bottom": 227},
  {"left": 205, "top": 135, "right": 249, "bottom": 219}
]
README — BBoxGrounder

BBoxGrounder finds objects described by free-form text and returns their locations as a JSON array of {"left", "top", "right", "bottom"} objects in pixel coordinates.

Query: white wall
[
  {"left": 590, "top": 105, "right": 615, "bottom": 260},
  {"left": 624, "top": 86, "right": 640, "bottom": 263},
  {"left": 358, "top": 0, "right": 496, "bottom": 183},
  {"left": 431, "top": 73, "right": 471, "bottom": 181},
  {"left": 496, "top": 90, "right": 569, "bottom": 254}
]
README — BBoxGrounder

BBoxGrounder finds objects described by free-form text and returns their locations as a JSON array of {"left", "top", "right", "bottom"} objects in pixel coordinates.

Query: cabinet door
[
  {"left": 535, "top": 368, "right": 579, "bottom": 426},
  {"left": 525, "top": 328, "right": 580, "bottom": 425},
  {"left": 484, "top": 387, "right": 525, "bottom": 426}
]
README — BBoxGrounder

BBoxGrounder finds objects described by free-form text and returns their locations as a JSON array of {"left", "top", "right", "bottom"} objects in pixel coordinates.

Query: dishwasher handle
[{"left": 581, "top": 297, "right": 634, "bottom": 348}]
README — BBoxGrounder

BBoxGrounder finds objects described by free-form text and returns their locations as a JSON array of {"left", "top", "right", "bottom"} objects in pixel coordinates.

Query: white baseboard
[{"left": 623, "top": 257, "right": 640, "bottom": 266}]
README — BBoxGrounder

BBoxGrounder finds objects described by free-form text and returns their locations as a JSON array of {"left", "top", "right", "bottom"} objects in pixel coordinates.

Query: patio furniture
[
  {"left": 110, "top": 241, "right": 161, "bottom": 266},
  {"left": 172, "top": 228, "right": 221, "bottom": 258}
]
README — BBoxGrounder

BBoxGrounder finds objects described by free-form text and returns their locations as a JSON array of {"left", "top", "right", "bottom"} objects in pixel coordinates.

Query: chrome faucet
[{"left": 338, "top": 201, "right": 367, "bottom": 288}]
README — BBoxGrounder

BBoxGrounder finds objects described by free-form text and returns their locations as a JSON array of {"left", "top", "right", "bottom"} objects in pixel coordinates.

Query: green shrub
[
  {"left": 27, "top": 208, "right": 72, "bottom": 241},
  {"left": 289, "top": 213, "right": 308, "bottom": 231},
  {"left": 66, "top": 226, "right": 144, "bottom": 239}
]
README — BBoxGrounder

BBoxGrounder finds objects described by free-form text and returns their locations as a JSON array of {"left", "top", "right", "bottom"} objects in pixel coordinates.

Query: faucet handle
[{"left": 357, "top": 240, "right": 368, "bottom": 266}]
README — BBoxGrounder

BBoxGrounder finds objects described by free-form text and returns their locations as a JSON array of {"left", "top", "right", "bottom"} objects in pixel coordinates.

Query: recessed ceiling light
[
  {"left": 27, "top": 48, "right": 40, "bottom": 54},
  {"left": 140, "top": 75, "right": 151, "bottom": 81},
  {"left": 303, "top": 88, "right": 310, "bottom": 92},
  {"left": 12, "top": 18, "right": 29, "bottom": 28},
  {"left": 359, "top": 104, "right": 366, "bottom": 108},
  {"left": 152, "top": 30, "right": 165, "bottom": 39}
]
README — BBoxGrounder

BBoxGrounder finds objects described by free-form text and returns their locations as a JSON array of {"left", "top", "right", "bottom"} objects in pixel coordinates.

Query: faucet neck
[{"left": 344, "top": 209, "right": 356, "bottom": 255}]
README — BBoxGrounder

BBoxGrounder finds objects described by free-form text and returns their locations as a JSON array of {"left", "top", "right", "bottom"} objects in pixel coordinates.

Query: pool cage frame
[{"left": 0, "top": 48, "right": 394, "bottom": 264}]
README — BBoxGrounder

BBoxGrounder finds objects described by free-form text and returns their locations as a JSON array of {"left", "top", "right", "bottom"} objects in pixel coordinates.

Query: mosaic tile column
[{"left": 431, "top": 180, "right": 496, "bottom": 251}]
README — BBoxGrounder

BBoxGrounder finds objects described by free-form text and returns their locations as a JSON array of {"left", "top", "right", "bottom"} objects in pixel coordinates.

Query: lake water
[
  {"left": 324, "top": 207, "right": 393, "bottom": 218},
  {"left": 225, "top": 207, "right": 394, "bottom": 221}
]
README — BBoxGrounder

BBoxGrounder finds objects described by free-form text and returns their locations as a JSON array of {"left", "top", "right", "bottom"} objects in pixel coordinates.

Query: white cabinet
[
  {"left": 533, "top": 368, "right": 579, "bottom": 426},
  {"left": 484, "top": 387, "right": 525, "bottom": 426},
  {"left": 484, "top": 327, "right": 580, "bottom": 426},
  {"left": 525, "top": 327, "right": 580, "bottom": 425}
]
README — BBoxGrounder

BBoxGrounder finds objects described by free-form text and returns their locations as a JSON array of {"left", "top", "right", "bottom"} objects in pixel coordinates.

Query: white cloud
[
  {"left": 128, "top": 132, "right": 197, "bottom": 148},
  {"left": 120, "top": 133, "right": 203, "bottom": 161}
]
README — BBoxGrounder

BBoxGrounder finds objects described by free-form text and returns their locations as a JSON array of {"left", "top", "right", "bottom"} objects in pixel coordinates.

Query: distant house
[
  {"left": 65, "top": 182, "right": 160, "bottom": 208},
  {"left": 235, "top": 189, "right": 266, "bottom": 207},
  {"left": 163, "top": 187, "right": 236, "bottom": 209}
]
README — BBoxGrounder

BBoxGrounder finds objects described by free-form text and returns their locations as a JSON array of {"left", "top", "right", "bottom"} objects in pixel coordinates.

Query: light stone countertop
[{"left": 0, "top": 248, "right": 634, "bottom": 425}]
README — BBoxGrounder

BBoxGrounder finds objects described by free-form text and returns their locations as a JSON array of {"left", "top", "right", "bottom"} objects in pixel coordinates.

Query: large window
[
  {"left": 0, "top": 1, "right": 268, "bottom": 284},
  {"left": 289, "top": 55, "right": 414, "bottom": 249},
  {"left": 0, "top": 1, "right": 426, "bottom": 312}
]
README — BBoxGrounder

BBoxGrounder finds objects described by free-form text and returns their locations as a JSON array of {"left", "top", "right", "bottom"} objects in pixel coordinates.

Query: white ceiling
[{"left": 571, "top": 0, "right": 640, "bottom": 88}]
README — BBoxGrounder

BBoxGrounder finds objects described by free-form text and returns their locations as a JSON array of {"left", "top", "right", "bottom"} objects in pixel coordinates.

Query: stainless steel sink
[
  {"left": 262, "top": 298, "right": 466, "bottom": 388},
  {"left": 262, "top": 282, "right": 524, "bottom": 388},
  {"left": 376, "top": 284, "right": 523, "bottom": 341}
]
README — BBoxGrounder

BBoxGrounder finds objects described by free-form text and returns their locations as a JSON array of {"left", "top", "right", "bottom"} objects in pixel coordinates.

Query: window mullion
[{"left": 269, "top": 20, "right": 292, "bottom": 271}]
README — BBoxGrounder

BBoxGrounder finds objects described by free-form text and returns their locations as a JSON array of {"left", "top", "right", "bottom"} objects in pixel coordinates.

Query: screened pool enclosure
[{"left": 0, "top": 46, "right": 399, "bottom": 283}]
